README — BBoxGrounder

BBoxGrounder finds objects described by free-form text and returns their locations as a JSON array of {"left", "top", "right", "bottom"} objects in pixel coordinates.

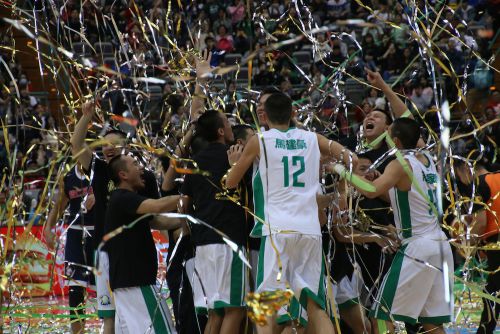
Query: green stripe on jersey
[
  {"left": 251, "top": 169, "right": 265, "bottom": 237},
  {"left": 140, "top": 285, "right": 170, "bottom": 334},
  {"left": 396, "top": 190, "right": 412, "bottom": 238},
  {"left": 256, "top": 237, "right": 266, "bottom": 288},
  {"left": 374, "top": 244, "right": 407, "bottom": 319},
  {"left": 229, "top": 251, "right": 244, "bottom": 306}
]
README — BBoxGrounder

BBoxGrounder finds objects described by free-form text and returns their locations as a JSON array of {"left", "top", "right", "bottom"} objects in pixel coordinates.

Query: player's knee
[
  {"left": 69, "top": 286, "right": 86, "bottom": 318},
  {"left": 224, "top": 307, "right": 246, "bottom": 320}
]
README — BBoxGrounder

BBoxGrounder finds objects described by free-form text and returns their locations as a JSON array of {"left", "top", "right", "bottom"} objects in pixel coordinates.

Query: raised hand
[
  {"left": 81, "top": 100, "right": 95, "bottom": 119},
  {"left": 227, "top": 144, "right": 244, "bottom": 166},
  {"left": 44, "top": 225, "right": 56, "bottom": 250},
  {"left": 365, "top": 68, "right": 386, "bottom": 90},
  {"left": 196, "top": 49, "right": 213, "bottom": 82}
]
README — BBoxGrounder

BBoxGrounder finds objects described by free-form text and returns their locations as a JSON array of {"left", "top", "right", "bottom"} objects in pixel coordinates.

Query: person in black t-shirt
[
  {"left": 231, "top": 124, "right": 259, "bottom": 284},
  {"left": 71, "top": 101, "right": 160, "bottom": 333},
  {"left": 105, "top": 154, "right": 183, "bottom": 333},
  {"left": 161, "top": 126, "right": 207, "bottom": 334},
  {"left": 340, "top": 69, "right": 419, "bottom": 173},
  {"left": 44, "top": 165, "right": 95, "bottom": 334},
  {"left": 454, "top": 158, "right": 500, "bottom": 334},
  {"left": 180, "top": 110, "right": 247, "bottom": 334}
]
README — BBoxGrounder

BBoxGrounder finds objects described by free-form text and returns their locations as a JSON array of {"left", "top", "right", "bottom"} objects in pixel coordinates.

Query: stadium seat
[
  {"left": 95, "top": 42, "right": 114, "bottom": 56},
  {"left": 292, "top": 50, "right": 312, "bottom": 64},
  {"left": 224, "top": 53, "right": 242, "bottom": 66},
  {"left": 72, "top": 42, "right": 91, "bottom": 57}
]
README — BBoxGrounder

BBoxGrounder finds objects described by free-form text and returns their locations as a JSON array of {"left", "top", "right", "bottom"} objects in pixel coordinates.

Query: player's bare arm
[
  {"left": 226, "top": 134, "right": 260, "bottom": 189},
  {"left": 136, "top": 195, "right": 180, "bottom": 214},
  {"left": 353, "top": 159, "right": 408, "bottom": 199},
  {"left": 149, "top": 216, "right": 185, "bottom": 230},
  {"left": 70, "top": 101, "right": 95, "bottom": 170},
  {"left": 44, "top": 190, "right": 69, "bottom": 249},
  {"left": 317, "top": 134, "right": 358, "bottom": 168}
]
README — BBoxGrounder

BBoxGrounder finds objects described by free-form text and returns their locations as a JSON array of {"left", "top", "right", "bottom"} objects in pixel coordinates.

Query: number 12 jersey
[{"left": 251, "top": 128, "right": 321, "bottom": 237}]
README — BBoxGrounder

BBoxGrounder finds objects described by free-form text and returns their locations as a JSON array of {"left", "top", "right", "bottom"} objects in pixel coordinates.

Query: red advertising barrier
[{"left": 0, "top": 226, "right": 169, "bottom": 298}]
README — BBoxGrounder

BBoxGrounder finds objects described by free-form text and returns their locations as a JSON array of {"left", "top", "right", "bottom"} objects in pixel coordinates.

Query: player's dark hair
[
  {"left": 391, "top": 118, "right": 420, "bottom": 149},
  {"left": 104, "top": 128, "right": 127, "bottom": 139},
  {"left": 264, "top": 93, "right": 292, "bottom": 125},
  {"left": 454, "top": 150, "right": 488, "bottom": 170},
  {"left": 196, "top": 109, "right": 224, "bottom": 142},
  {"left": 191, "top": 134, "right": 209, "bottom": 155},
  {"left": 232, "top": 124, "right": 253, "bottom": 143},
  {"left": 108, "top": 154, "right": 128, "bottom": 185},
  {"left": 357, "top": 153, "right": 372, "bottom": 161},
  {"left": 369, "top": 109, "right": 393, "bottom": 125},
  {"left": 260, "top": 86, "right": 281, "bottom": 96}
]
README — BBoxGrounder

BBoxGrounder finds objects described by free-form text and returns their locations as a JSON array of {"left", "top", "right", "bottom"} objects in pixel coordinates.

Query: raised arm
[
  {"left": 190, "top": 50, "right": 212, "bottom": 121},
  {"left": 70, "top": 101, "right": 95, "bottom": 170},
  {"left": 44, "top": 187, "right": 69, "bottom": 249},
  {"left": 366, "top": 68, "right": 409, "bottom": 119},
  {"left": 226, "top": 135, "right": 260, "bottom": 189},
  {"left": 352, "top": 159, "right": 406, "bottom": 198},
  {"left": 136, "top": 195, "right": 180, "bottom": 215},
  {"left": 161, "top": 126, "right": 195, "bottom": 193},
  {"left": 149, "top": 216, "right": 185, "bottom": 230},
  {"left": 317, "top": 134, "right": 358, "bottom": 168}
]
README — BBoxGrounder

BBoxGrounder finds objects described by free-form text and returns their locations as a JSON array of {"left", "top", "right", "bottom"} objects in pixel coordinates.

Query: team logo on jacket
[{"left": 99, "top": 295, "right": 111, "bottom": 306}]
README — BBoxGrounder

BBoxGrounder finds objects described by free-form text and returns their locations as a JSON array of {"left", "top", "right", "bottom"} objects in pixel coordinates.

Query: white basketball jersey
[
  {"left": 251, "top": 128, "right": 321, "bottom": 237},
  {"left": 389, "top": 152, "right": 442, "bottom": 240}
]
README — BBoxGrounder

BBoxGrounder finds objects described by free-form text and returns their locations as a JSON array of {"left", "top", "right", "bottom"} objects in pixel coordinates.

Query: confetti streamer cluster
[{"left": 0, "top": 0, "right": 498, "bottom": 332}]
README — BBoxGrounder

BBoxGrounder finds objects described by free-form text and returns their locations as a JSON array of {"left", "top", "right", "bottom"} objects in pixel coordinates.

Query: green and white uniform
[
  {"left": 370, "top": 152, "right": 453, "bottom": 325},
  {"left": 253, "top": 128, "right": 325, "bottom": 311}
]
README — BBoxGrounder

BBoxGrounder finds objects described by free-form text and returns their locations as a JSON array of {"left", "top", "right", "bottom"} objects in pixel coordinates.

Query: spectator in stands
[
  {"left": 205, "top": 35, "right": 224, "bottom": 67},
  {"left": 311, "top": 0, "right": 327, "bottom": 25},
  {"left": 362, "top": 19, "right": 385, "bottom": 45},
  {"left": 346, "top": 45, "right": 365, "bottom": 77},
  {"left": 364, "top": 52, "right": 380, "bottom": 72},
  {"left": 456, "top": 0, "right": 476, "bottom": 22},
  {"left": 314, "top": 33, "right": 333, "bottom": 71},
  {"left": 364, "top": 87, "right": 380, "bottom": 107},
  {"left": 195, "top": 20, "right": 211, "bottom": 51},
  {"left": 205, "top": 0, "right": 220, "bottom": 21},
  {"left": 213, "top": 8, "right": 232, "bottom": 35},
  {"left": 227, "top": 0, "right": 246, "bottom": 27},
  {"left": 327, "top": 0, "right": 351, "bottom": 20},
  {"left": 410, "top": 84, "right": 433, "bottom": 113},
  {"left": 268, "top": 0, "right": 285, "bottom": 19},
  {"left": 361, "top": 33, "right": 381, "bottom": 59},
  {"left": 328, "top": 40, "right": 347, "bottom": 71},
  {"left": 233, "top": 26, "right": 250, "bottom": 55},
  {"left": 380, "top": 42, "right": 403, "bottom": 78},
  {"left": 444, "top": 37, "right": 465, "bottom": 74},
  {"left": 391, "top": 13, "right": 409, "bottom": 48},
  {"left": 215, "top": 25, "right": 234, "bottom": 53}
]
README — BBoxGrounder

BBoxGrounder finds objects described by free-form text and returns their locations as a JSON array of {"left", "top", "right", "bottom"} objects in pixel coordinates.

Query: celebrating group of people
[{"left": 42, "top": 52, "right": 499, "bottom": 334}]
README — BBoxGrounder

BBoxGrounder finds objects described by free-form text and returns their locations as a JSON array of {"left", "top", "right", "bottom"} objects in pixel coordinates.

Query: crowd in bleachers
[{"left": 0, "top": 0, "right": 498, "bottom": 219}]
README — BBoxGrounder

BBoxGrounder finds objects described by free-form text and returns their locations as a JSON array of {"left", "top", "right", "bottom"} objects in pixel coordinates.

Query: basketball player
[
  {"left": 44, "top": 165, "right": 95, "bottom": 334},
  {"left": 344, "top": 118, "right": 453, "bottom": 334},
  {"left": 226, "top": 92, "right": 357, "bottom": 334}
]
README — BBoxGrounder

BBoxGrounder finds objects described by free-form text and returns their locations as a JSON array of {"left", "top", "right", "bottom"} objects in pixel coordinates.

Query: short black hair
[
  {"left": 108, "top": 154, "right": 128, "bottom": 185},
  {"left": 260, "top": 86, "right": 281, "bottom": 96},
  {"left": 369, "top": 109, "right": 393, "bottom": 125},
  {"left": 357, "top": 153, "right": 373, "bottom": 161},
  {"left": 232, "top": 124, "right": 253, "bottom": 143},
  {"left": 454, "top": 150, "right": 488, "bottom": 170},
  {"left": 104, "top": 128, "right": 127, "bottom": 139},
  {"left": 264, "top": 93, "right": 292, "bottom": 125},
  {"left": 391, "top": 118, "right": 420, "bottom": 149},
  {"left": 191, "top": 134, "right": 209, "bottom": 155},
  {"left": 196, "top": 109, "right": 224, "bottom": 142}
]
